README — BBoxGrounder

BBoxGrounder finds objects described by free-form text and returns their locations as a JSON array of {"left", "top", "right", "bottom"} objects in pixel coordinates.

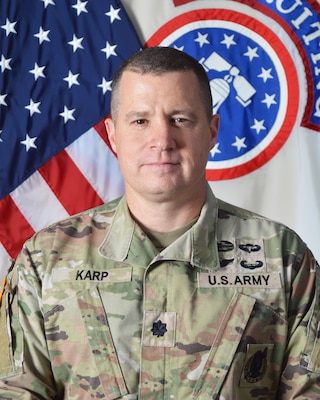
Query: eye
[
  {"left": 172, "top": 117, "right": 187, "bottom": 124},
  {"left": 133, "top": 119, "right": 147, "bottom": 125}
]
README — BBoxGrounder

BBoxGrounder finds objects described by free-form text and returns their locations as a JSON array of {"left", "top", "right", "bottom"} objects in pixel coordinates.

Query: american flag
[{"left": 0, "top": 0, "right": 142, "bottom": 280}]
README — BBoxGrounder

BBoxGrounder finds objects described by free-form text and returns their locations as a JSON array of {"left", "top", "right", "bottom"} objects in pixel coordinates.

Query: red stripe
[
  {"left": 94, "top": 117, "right": 118, "bottom": 156},
  {"left": 173, "top": 0, "right": 195, "bottom": 5},
  {"left": 94, "top": 117, "right": 108, "bottom": 144},
  {"left": 0, "top": 195, "right": 35, "bottom": 259},
  {"left": 38, "top": 150, "right": 104, "bottom": 215}
]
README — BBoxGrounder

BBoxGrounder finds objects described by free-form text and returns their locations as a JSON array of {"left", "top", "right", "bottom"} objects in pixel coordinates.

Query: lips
[
  {"left": 143, "top": 155, "right": 180, "bottom": 165},
  {"left": 143, "top": 162, "right": 180, "bottom": 173},
  {"left": 146, "top": 161, "right": 178, "bottom": 166}
]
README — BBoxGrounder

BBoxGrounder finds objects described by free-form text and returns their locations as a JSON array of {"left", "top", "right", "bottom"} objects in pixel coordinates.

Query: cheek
[
  {"left": 116, "top": 133, "right": 142, "bottom": 151},
  {"left": 116, "top": 142, "right": 139, "bottom": 169},
  {"left": 190, "top": 139, "right": 210, "bottom": 159},
  {"left": 190, "top": 143, "right": 210, "bottom": 170}
]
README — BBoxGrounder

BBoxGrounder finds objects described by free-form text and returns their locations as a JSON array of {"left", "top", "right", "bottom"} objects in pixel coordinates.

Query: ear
[
  {"left": 104, "top": 117, "right": 117, "bottom": 154},
  {"left": 209, "top": 114, "right": 220, "bottom": 149}
]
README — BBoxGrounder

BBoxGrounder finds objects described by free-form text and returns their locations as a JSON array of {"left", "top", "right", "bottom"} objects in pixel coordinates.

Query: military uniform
[{"left": 0, "top": 185, "right": 319, "bottom": 399}]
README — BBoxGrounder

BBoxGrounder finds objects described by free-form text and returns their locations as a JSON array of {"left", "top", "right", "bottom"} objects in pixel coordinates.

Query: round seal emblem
[{"left": 146, "top": 9, "right": 299, "bottom": 180}]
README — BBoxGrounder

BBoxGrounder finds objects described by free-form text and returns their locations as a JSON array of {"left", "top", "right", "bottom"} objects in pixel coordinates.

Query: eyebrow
[
  {"left": 124, "top": 110, "right": 150, "bottom": 122},
  {"left": 124, "top": 108, "right": 198, "bottom": 122},
  {"left": 171, "top": 109, "right": 197, "bottom": 117}
]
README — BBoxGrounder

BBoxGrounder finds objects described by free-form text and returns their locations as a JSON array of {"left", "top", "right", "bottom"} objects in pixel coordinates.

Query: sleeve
[
  {"left": 0, "top": 245, "right": 58, "bottom": 399},
  {"left": 279, "top": 248, "right": 320, "bottom": 398}
]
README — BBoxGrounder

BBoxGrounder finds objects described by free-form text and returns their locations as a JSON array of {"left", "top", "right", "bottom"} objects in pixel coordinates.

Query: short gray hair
[{"left": 110, "top": 46, "right": 213, "bottom": 121}]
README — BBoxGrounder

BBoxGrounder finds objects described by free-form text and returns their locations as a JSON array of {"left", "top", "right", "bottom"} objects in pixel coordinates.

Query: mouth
[{"left": 143, "top": 161, "right": 180, "bottom": 171}]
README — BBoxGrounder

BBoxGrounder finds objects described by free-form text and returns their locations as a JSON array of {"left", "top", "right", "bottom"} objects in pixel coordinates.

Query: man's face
[{"left": 105, "top": 70, "right": 219, "bottom": 203}]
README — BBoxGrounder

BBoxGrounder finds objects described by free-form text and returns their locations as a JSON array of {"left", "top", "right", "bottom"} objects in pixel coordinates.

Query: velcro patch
[
  {"left": 0, "top": 290, "right": 13, "bottom": 376},
  {"left": 142, "top": 311, "right": 177, "bottom": 348},
  {"left": 240, "top": 344, "right": 274, "bottom": 387}
]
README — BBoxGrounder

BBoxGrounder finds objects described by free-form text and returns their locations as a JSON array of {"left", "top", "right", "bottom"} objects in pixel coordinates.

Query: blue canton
[{"left": 0, "top": 0, "right": 141, "bottom": 198}]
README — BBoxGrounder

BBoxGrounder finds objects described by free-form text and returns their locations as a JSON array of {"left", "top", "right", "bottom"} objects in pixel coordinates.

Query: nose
[{"left": 150, "top": 119, "right": 176, "bottom": 151}]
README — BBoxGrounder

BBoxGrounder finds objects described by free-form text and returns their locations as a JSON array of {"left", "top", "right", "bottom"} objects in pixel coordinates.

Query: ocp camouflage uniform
[{"left": 0, "top": 185, "right": 320, "bottom": 399}]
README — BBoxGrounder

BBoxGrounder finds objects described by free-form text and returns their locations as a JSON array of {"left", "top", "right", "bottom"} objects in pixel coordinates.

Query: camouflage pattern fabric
[{"left": 0, "top": 185, "right": 319, "bottom": 399}]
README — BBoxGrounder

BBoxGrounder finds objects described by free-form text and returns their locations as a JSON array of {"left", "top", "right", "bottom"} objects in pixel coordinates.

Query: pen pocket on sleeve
[{"left": 0, "top": 286, "right": 14, "bottom": 377}]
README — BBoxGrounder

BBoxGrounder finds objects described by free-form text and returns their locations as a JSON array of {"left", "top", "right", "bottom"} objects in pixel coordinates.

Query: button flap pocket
[{"left": 193, "top": 292, "right": 256, "bottom": 397}]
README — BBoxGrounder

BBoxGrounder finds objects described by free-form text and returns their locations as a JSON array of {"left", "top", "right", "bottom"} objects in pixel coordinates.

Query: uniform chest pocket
[
  {"left": 236, "top": 301, "right": 287, "bottom": 394},
  {"left": 192, "top": 293, "right": 286, "bottom": 399},
  {"left": 44, "top": 286, "right": 128, "bottom": 399}
]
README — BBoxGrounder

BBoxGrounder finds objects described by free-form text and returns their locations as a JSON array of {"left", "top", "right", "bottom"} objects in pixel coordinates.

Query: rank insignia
[{"left": 151, "top": 320, "right": 168, "bottom": 337}]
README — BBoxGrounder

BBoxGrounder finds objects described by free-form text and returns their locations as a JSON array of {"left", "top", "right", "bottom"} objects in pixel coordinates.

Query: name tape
[
  {"left": 52, "top": 267, "right": 132, "bottom": 283},
  {"left": 198, "top": 272, "right": 282, "bottom": 289}
]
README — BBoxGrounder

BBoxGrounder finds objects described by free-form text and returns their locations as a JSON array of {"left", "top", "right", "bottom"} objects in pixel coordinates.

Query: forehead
[
  {"left": 118, "top": 69, "right": 200, "bottom": 92},
  {"left": 116, "top": 71, "right": 203, "bottom": 112}
]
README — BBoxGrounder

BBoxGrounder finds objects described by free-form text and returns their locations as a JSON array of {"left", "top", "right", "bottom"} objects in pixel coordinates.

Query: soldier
[{"left": 0, "top": 46, "right": 319, "bottom": 399}]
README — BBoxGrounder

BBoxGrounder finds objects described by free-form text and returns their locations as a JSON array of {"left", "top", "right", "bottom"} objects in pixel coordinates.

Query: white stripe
[
  {"left": 0, "top": 243, "right": 11, "bottom": 282},
  {"left": 65, "top": 127, "right": 124, "bottom": 202},
  {"left": 10, "top": 171, "right": 70, "bottom": 232}
]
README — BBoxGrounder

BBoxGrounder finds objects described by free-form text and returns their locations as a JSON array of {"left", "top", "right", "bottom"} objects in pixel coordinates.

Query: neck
[{"left": 125, "top": 185, "right": 207, "bottom": 233}]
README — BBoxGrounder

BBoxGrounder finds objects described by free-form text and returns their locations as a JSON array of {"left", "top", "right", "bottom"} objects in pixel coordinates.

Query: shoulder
[
  {"left": 20, "top": 197, "right": 123, "bottom": 259},
  {"left": 217, "top": 197, "right": 298, "bottom": 232},
  {"left": 216, "top": 198, "right": 308, "bottom": 257},
  {"left": 36, "top": 197, "right": 121, "bottom": 234},
  {"left": 217, "top": 198, "right": 273, "bottom": 221}
]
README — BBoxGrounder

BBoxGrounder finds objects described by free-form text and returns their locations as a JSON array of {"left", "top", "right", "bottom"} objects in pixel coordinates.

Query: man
[{"left": 0, "top": 46, "right": 319, "bottom": 399}]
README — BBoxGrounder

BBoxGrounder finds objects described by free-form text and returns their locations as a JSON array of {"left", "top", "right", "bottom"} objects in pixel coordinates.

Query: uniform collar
[{"left": 99, "top": 184, "right": 220, "bottom": 271}]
